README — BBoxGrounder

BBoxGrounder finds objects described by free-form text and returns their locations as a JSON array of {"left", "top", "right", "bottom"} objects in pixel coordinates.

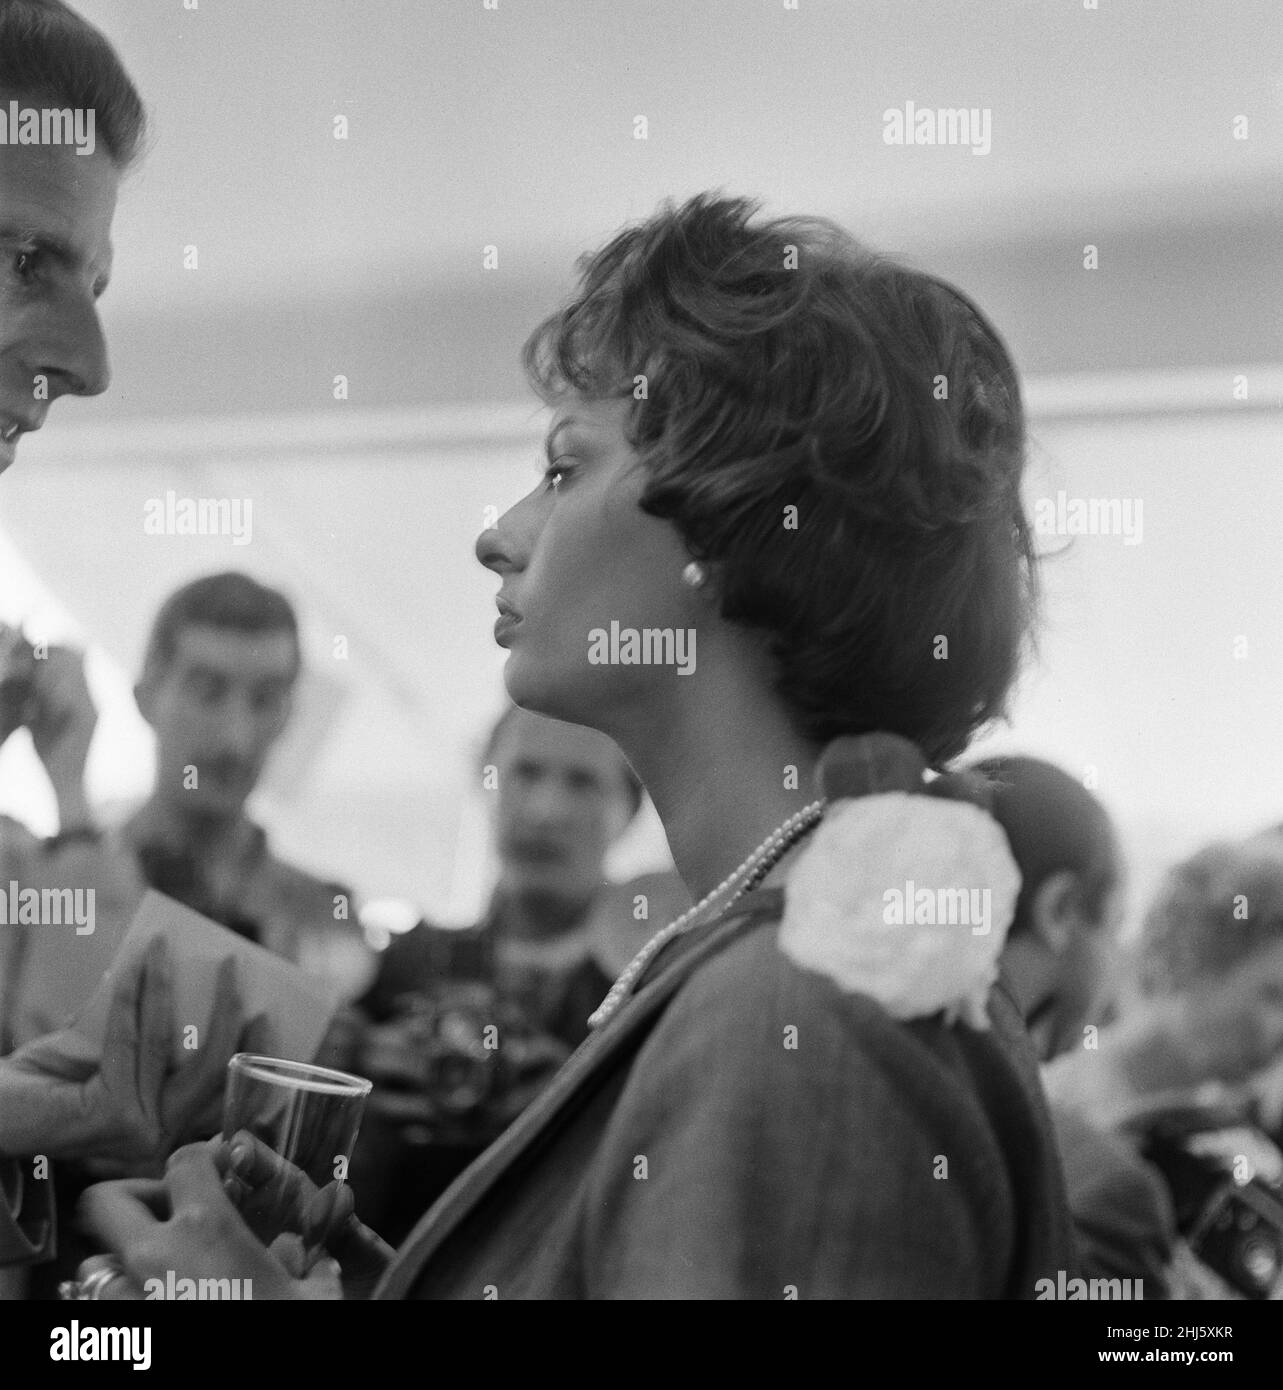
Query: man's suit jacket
[{"left": 376, "top": 889, "right": 1075, "bottom": 1299}]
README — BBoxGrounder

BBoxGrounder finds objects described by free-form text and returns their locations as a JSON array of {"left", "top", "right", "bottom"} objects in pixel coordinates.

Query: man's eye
[{"left": 10, "top": 248, "right": 41, "bottom": 285}]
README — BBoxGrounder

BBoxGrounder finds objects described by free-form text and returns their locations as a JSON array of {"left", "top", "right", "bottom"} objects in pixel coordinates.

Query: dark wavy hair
[
  {"left": 523, "top": 193, "right": 1037, "bottom": 765},
  {"left": 0, "top": 0, "right": 146, "bottom": 167},
  {"left": 142, "top": 572, "right": 300, "bottom": 683}
]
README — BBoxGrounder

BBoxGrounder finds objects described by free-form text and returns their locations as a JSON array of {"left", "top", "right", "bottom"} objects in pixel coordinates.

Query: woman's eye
[{"left": 544, "top": 457, "right": 575, "bottom": 490}]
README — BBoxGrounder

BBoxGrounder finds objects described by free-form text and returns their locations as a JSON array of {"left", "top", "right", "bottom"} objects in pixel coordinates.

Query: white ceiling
[{"left": 78, "top": 0, "right": 1283, "bottom": 320}]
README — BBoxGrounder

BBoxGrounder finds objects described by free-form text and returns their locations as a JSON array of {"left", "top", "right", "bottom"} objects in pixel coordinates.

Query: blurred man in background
[
  {"left": 976, "top": 754, "right": 1177, "bottom": 1295},
  {"left": 1, "top": 572, "right": 361, "bottom": 1296},
  {"left": 991, "top": 760, "right": 1283, "bottom": 1300},
  {"left": 1, "top": 572, "right": 358, "bottom": 1053},
  {"left": 350, "top": 704, "right": 687, "bottom": 1243},
  {"left": 974, "top": 754, "right": 1124, "bottom": 1059}
]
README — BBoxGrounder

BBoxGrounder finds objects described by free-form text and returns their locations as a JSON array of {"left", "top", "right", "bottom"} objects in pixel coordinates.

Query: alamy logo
[
  {"left": 1035, "top": 1271, "right": 1144, "bottom": 1300},
  {"left": 0, "top": 881, "right": 95, "bottom": 935},
  {"left": 50, "top": 1322, "right": 151, "bottom": 1370},
  {"left": 1034, "top": 491, "right": 1143, "bottom": 545},
  {"left": 882, "top": 101, "right": 991, "bottom": 156},
  {"left": 0, "top": 101, "right": 96, "bottom": 155},
  {"left": 144, "top": 1271, "right": 253, "bottom": 1300},
  {"left": 588, "top": 621, "right": 696, "bottom": 675},
  {"left": 143, "top": 490, "right": 253, "bottom": 545},
  {"left": 882, "top": 881, "right": 992, "bottom": 936}
]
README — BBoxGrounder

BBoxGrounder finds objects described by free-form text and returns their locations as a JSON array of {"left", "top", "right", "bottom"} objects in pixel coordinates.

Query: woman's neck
[{"left": 611, "top": 669, "right": 822, "bottom": 904}]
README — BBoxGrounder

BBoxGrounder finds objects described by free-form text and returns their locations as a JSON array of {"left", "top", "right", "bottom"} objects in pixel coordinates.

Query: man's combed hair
[
  {"left": 143, "top": 572, "right": 301, "bottom": 680},
  {"left": 524, "top": 193, "right": 1037, "bottom": 765},
  {"left": 971, "top": 755, "right": 1120, "bottom": 939},
  {"left": 0, "top": 0, "right": 146, "bottom": 167}
]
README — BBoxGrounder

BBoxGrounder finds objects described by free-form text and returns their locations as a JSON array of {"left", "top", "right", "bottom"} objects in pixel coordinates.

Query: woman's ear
[{"left": 1030, "top": 869, "right": 1084, "bottom": 955}]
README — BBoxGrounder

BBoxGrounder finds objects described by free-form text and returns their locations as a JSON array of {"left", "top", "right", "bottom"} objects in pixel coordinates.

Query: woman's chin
[
  {"left": 501, "top": 657, "right": 564, "bottom": 720},
  {"left": 502, "top": 657, "right": 605, "bottom": 729}
]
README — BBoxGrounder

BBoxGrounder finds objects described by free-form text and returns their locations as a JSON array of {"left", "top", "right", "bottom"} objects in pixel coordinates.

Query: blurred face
[
  {"left": 139, "top": 625, "right": 298, "bottom": 818},
  {"left": 475, "top": 394, "right": 699, "bottom": 729},
  {"left": 1025, "top": 880, "right": 1125, "bottom": 1062},
  {"left": 490, "top": 708, "right": 633, "bottom": 905},
  {"left": 0, "top": 117, "right": 117, "bottom": 475}
]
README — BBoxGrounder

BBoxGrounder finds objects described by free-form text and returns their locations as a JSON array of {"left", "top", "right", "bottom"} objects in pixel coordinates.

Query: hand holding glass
[{"left": 220, "top": 1053, "right": 371, "bottom": 1271}]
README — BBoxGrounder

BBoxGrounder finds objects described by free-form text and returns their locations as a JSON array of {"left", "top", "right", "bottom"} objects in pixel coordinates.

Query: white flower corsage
[{"left": 778, "top": 788, "right": 1020, "bottom": 1029}]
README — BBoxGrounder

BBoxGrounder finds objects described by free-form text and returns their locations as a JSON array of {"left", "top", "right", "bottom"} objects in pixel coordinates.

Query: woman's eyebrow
[{"left": 543, "top": 417, "right": 584, "bottom": 461}]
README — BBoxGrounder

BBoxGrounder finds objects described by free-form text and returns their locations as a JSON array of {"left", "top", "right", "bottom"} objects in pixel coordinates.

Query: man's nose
[
  {"left": 34, "top": 294, "right": 111, "bottom": 401},
  {"left": 213, "top": 700, "right": 260, "bottom": 759},
  {"left": 523, "top": 778, "right": 574, "bottom": 828}
]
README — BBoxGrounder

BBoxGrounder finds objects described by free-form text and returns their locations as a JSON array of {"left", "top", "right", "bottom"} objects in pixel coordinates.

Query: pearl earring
[{"left": 681, "top": 561, "right": 707, "bottom": 589}]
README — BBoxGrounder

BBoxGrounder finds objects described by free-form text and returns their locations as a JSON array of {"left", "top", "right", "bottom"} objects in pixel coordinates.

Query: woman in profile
[{"left": 82, "top": 194, "right": 1073, "bottom": 1298}]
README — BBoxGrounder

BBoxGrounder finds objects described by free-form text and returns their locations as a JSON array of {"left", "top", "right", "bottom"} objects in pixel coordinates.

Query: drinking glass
[{"left": 221, "top": 1052, "right": 371, "bottom": 1270}]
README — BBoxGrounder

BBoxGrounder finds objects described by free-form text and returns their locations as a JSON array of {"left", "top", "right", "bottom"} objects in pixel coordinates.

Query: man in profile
[
  {"left": 0, "top": 0, "right": 147, "bottom": 1276},
  {"left": 0, "top": 0, "right": 130, "bottom": 478}
]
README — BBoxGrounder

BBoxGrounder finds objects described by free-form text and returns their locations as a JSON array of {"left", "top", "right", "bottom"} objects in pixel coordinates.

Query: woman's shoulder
[{"left": 651, "top": 898, "right": 1053, "bottom": 1150}]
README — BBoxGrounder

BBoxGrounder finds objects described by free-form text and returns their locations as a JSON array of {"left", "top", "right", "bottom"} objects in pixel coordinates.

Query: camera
[
  {"left": 415, "top": 982, "right": 502, "bottom": 1118},
  {"left": 1139, "top": 1103, "right": 1283, "bottom": 1299},
  {"left": 379, "top": 980, "right": 572, "bottom": 1147}
]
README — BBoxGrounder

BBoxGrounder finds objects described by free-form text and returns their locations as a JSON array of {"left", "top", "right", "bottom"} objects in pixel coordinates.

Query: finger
[
  {"left": 99, "top": 941, "right": 154, "bottom": 1093},
  {"left": 160, "top": 957, "right": 240, "bottom": 1140},
  {"left": 134, "top": 937, "right": 174, "bottom": 1125},
  {"left": 269, "top": 1231, "right": 313, "bottom": 1279},
  {"left": 224, "top": 1131, "right": 317, "bottom": 1234},
  {"left": 67, "top": 1255, "right": 145, "bottom": 1302},
  {"left": 163, "top": 1142, "right": 242, "bottom": 1219},
  {"left": 225, "top": 1129, "right": 298, "bottom": 1191},
  {"left": 77, "top": 1176, "right": 171, "bottom": 1217},
  {"left": 325, "top": 1216, "right": 396, "bottom": 1286},
  {"left": 300, "top": 1180, "right": 354, "bottom": 1247},
  {"left": 78, "top": 1178, "right": 169, "bottom": 1257},
  {"left": 298, "top": 1254, "right": 345, "bottom": 1300}
]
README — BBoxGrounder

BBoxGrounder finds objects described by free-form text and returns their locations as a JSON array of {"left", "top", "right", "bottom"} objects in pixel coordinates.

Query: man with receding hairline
[
  {"left": 0, "top": 0, "right": 147, "bottom": 1278},
  {"left": 0, "top": 0, "right": 144, "bottom": 476}
]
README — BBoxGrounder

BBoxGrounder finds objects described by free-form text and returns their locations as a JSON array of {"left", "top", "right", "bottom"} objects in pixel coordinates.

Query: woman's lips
[{"left": 494, "top": 596, "right": 522, "bottom": 645}]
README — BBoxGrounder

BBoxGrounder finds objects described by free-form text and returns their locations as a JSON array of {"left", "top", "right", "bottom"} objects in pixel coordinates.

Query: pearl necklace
[{"left": 588, "top": 799, "right": 827, "bottom": 1030}]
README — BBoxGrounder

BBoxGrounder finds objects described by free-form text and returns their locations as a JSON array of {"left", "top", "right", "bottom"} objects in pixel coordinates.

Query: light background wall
[{"left": 1, "top": 0, "right": 1280, "bottom": 934}]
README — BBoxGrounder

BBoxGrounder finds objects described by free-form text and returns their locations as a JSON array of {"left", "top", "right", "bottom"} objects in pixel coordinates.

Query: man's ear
[
  {"left": 133, "top": 674, "right": 156, "bottom": 728},
  {"left": 1030, "top": 869, "right": 1082, "bottom": 955}
]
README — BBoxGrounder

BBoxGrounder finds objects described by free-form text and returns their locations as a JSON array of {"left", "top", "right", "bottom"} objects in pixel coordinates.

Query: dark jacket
[{"left": 377, "top": 888, "right": 1075, "bottom": 1299}]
